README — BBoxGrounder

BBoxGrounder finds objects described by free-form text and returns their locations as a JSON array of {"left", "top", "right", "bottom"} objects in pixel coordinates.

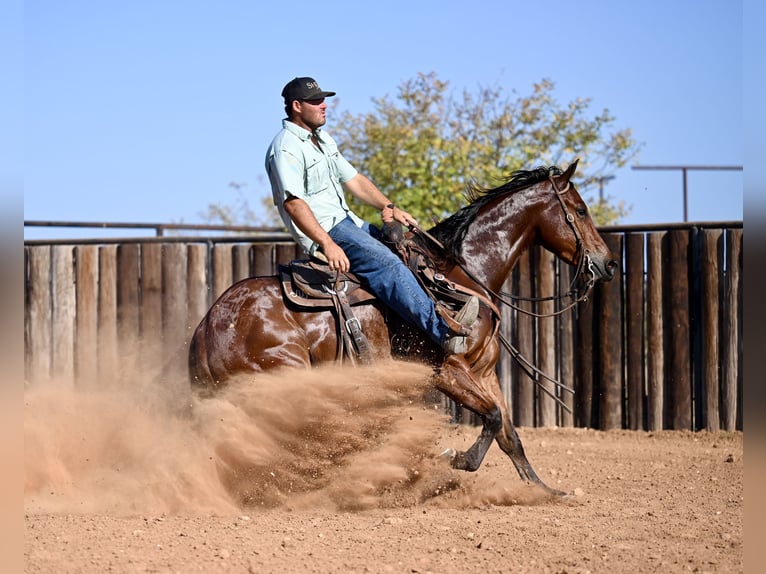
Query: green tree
[{"left": 333, "top": 72, "right": 639, "bottom": 226}]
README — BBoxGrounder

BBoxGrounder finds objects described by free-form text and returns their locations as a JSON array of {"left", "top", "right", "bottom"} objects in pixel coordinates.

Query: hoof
[
  {"left": 440, "top": 448, "right": 457, "bottom": 462},
  {"left": 542, "top": 485, "right": 570, "bottom": 498}
]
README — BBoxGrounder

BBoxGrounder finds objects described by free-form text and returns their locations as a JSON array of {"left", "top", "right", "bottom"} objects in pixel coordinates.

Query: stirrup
[{"left": 439, "top": 296, "right": 480, "bottom": 336}]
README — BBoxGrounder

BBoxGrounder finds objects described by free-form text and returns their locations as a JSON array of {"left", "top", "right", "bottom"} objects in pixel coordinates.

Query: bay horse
[{"left": 188, "top": 160, "right": 617, "bottom": 496}]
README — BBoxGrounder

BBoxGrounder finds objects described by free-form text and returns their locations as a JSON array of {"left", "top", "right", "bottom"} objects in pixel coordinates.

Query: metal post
[
  {"left": 632, "top": 165, "right": 743, "bottom": 223},
  {"left": 682, "top": 168, "right": 688, "bottom": 223}
]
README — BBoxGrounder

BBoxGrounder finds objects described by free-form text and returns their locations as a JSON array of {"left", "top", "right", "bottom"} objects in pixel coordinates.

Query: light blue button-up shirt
[{"left": 265, "top": 119, "right": 363, "bottom": 255}]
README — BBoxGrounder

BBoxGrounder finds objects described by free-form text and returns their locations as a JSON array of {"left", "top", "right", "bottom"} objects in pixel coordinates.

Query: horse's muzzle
[{"left": 588, "top": 254, "right": 618, "bottom": 282}]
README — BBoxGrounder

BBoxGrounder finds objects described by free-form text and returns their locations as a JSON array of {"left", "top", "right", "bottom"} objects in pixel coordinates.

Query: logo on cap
[{"left": 282, "top": 77, "right": 337, "bottom": 103}]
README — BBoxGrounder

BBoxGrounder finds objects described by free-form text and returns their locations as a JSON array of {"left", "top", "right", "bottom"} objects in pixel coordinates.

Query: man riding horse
[
  {"left": 265, "top": 76, "right": 479, "bottom": 355},
  {"left": 189, "top": 77, "right": 617, "bottom": 496}
]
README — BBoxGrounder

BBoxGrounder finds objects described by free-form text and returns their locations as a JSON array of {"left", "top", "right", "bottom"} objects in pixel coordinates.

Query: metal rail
[{"left": 631, "top": 165, "right": 743, "bottom": 223}]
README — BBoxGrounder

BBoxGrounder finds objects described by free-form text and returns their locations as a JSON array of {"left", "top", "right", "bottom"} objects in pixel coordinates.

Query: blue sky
[{"left": 22, "top": 0, "right": 744, "bottom": 240}]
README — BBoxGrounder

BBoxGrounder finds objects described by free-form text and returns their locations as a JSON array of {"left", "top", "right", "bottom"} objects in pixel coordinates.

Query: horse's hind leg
[{"left": 444, "top": 407, "right": 502, "bottom": 471}]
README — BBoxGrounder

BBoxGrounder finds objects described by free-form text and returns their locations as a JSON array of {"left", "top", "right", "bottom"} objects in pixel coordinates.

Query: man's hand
[
  {"left": 320, "top": 241, "right": 350, "bottom": 272},
  {"left": 382, "top": 204, "right": 417, "bottom": 228}
]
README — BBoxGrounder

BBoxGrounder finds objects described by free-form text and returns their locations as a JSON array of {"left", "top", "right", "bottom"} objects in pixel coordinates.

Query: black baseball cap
[{"left": 281, "top": 77, "right": 336, "bottom": 104}]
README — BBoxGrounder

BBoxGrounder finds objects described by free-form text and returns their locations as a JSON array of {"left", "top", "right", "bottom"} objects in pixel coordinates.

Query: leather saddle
[
  {"left": 279, "top": 259, "right": 375, "bottom": 309},
  {"left": 279, "top": 257, "right": 376, "bottom": 366},
  {"left": 277, "top": 224, "right": 485, "bottom": 365}
]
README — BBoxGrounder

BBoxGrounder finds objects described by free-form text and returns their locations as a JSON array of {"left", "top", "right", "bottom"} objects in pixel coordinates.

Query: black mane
[{"left": 427, "top": 165, "right": 563, "bottom": 265}]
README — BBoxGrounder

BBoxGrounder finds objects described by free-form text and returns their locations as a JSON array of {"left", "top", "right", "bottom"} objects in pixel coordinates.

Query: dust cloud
[{"left": 24, "top": 359, "right": 550, "bottom": 516}]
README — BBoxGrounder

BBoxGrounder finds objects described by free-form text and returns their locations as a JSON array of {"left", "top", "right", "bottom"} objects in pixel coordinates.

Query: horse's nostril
[{"left": 607, "top": 259, "right": 618, "bottom": 276}]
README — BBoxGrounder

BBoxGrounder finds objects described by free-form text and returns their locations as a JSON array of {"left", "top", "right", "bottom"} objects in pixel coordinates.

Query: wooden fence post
[
  {"left": 722, "top": 229, "right": 742, "bottom": 430},
  {"left": 232, "top": 244, "right": 251, "bottom": 282},
  {"left": 701, "top": 229, "right": 723, "bottom": 431},
  {"left": 497, "top": 273, "right": 514, "bottom": 417},
  {"left": 74, "top": 245, "right": 99, "bottom": 386},
  {"left": 537, "top": 249, "right": 556, "bottom": 426},
  {"left": 186, "top": 243, "right": 209, "bottom": 335},
  {"left": 212, "top": 244, "right": 233, "bottom": 300},
  {"left": 98, "top": 245, "right": 118, "bottom": 384},
  {"left": 646, "top": 233, "right": 665, "bottom": 430},
  {"left": 51, "top": 245, "right": 76, "bottom": 385},
  {"left": 140, "top": 243, "right": 163, "bottom": 370},
  {"left": 559, "top": 262, "right": 575, "bottom": 427},
  {"left": 514, "top": 251, "right": 535, "bottom": 427},
  {"left": 598, "top": 233, "right": 624, "bottom": 430},
  {"left": 25, "top": 246, "right": 51, "bottom": 383},
  {"left": 162, "top": 243, "right": 189, "bottom": 386},
  {"left": 665, "top": 230, "right": 692, "bottom": 430},
  {"left": 253, "top": 244, "right": 274, "bottom": 277},
  {"left": 117, "top": 244, "right": 141, "bottom": 377},
  {"left": 625, "top": 233, "right": 645, "bottom": 430},
  {"left": 574, "top": 293, "right": 595, "bottom": 428}
]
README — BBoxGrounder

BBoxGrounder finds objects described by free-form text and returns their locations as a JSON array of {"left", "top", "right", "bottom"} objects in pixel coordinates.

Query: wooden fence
[{"left": 24, "top": 223, "right": 743, "bottom": 431}]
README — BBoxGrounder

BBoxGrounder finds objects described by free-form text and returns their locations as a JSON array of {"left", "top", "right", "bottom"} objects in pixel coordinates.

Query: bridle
[
  {"left": 412, "top": 174, "right": 597, "bottom": 320},
  {"left": 404, "top": 174, "right": 597, "bottom": 411},
  {"left": 493, "top": 175, "right": 597, "bottom": 318}
]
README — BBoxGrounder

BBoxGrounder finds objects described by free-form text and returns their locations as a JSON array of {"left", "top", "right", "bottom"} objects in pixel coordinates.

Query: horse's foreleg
[
  {"left": 475, "top": 362, "right": 566, "bottom": 496},
  {"left": 493, "top": 415, "right": 566, "bottom": 496},
  {"left": 434, "top": 356, "right": 503, "bottom": 472}
]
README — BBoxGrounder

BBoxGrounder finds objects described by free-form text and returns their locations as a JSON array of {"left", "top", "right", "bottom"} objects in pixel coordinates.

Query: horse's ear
[{"left": 561, "top": 159, "right": 580, "bottom": 182}]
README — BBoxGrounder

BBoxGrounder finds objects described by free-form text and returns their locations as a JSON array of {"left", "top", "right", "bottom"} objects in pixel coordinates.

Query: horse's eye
[{"left": 576, "top": 206, "right": 587, "bottom": 217}]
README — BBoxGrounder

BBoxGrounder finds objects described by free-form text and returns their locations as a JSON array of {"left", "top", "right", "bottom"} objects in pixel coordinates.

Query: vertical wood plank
[
  {"left": 187, "top": 243, "right": 210, "bottom": 334},
  {"left": 212, "top": 244, "right": 233, "bottom": 300},
  {"left": 51, "top": 245, "right": 76, "bottom": 385},
  {"left": 666, "top": 230, "right": 692, "bottom": 430},
  {"left": 25, "top": 246, "right": 52, "bottom": 383},
  {"left": 275, "top": 243, "right": 299, "bottom": 270},
  {"left": 513, "top": 251, "right": 535, "bottom": 427},
  {"left": 646, "top": 233, "right": 665, "bottom": 430},
  {"left": 701, "top": 229, "right": 723, "bottom": 431},
  {"left": 232, "top": 244, "right": 251, "bottom": 282},
  {"left": 75, "top": 246, "right": 99, "bottom": 386},
  {"left": 722, "top": 229, "right": 741, "bottom": 430},
  {"left": 558, "top": 263, "right": 575, "bottom": 426},
  {"left": 536, "top": 249, "right": 556, "bottom": 426},
  {"left": 117, "top": 244, "right": 141, "bottom": 367},
  {"left": 625, "top": 233, "right": 645, "bottom": 430},
  {"left": 598, "top": 233, "right": 624, "bottom": 430},
  {"left": 574, "top": 295, "right": 595, "bottom": 428},
  {"left": 253, "top": 244, "right": 274, "bottom": 276},
  {"left": 496, "top": 273, "right": 514, "bottom": 414},
  {"left": 98, "top": 245, "right": 118, "bottom": 384},
  {"left": 162, "top": 243, "right": 189, "bottom": 384},
  {"left": 140, "top": 243, "right": 164, "bottom": 369}
]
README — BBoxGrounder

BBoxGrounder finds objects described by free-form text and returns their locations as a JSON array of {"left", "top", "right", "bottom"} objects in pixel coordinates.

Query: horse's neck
[{"left": 460, "top": 192, "right": 539, "bottom": 292}]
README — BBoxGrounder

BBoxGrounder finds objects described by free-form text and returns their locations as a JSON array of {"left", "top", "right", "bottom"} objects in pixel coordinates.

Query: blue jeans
[{"left": 328, "top": 217, "right": 449, "bottom": 346}]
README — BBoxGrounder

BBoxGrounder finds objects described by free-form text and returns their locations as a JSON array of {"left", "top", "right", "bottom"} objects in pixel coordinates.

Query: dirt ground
[{"left": 24, "top": 362, "right": 743, "bottom": 573}]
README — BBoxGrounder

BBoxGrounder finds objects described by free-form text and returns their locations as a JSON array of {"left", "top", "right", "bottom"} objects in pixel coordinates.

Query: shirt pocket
[
  {"left": 326, "top": 149, "right": 342, "bottom": 180},
  {"left": 304, "top": 156, "right": 328, "bottom": 196}
]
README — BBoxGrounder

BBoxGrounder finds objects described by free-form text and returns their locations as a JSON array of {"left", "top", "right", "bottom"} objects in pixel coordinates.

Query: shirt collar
[{"left": 282, "top": 119, "right": 324, "bottom": 142}]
